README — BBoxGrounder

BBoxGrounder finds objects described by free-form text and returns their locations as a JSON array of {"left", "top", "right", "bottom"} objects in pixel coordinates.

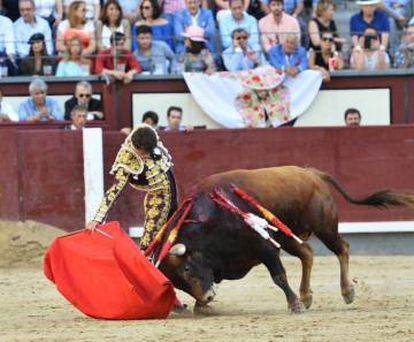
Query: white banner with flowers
[{"left": 183, "top": 66, "right": 323, "bottom": 128}]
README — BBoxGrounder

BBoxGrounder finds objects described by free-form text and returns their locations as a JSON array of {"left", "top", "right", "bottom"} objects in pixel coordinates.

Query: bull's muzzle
[{"left": 200, "top": 287, "right": 216, "bottom": 304}]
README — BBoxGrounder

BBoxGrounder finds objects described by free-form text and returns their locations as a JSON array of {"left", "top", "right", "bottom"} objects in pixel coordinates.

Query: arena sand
[{"left": 1, "top": 221, "right": 414, "bottom": 342}]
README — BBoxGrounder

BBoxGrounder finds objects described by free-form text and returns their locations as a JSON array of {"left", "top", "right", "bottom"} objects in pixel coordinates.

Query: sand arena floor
[{"left": 1, "top": 221, "right": 414, "bottom": 341}]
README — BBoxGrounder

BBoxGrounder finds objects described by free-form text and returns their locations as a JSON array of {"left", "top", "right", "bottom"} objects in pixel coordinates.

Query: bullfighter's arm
[{"left": 93, "top": 168, "right": 129, "bottom": 223}]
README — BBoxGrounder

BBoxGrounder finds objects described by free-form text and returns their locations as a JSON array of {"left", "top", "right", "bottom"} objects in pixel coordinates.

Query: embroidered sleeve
[{"left": 93, "top": 168, "right": 129, "bottom": 223}]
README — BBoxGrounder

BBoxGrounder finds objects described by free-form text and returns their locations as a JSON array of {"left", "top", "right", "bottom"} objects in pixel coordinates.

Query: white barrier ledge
[{"left": 339, "top": 221, "right": 414, "bottom": 234}]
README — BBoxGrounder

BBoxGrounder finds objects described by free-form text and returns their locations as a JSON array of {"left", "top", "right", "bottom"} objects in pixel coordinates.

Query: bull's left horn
[{"left": 169, "top": 243, "right": 187, "bottom": 256}]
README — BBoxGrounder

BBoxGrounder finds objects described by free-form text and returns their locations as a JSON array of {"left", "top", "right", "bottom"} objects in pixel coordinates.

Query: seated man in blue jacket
[
  {"left": 268, "top": 33, "right": 308, "bottom": 77},
  {"left": 174, "top": 0, "right": 216, "bottom": 53}
]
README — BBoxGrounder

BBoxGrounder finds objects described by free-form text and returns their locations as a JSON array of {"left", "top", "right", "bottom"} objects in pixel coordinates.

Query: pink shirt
[
  {"left": 258, "top": 12, "right": 300, "bottom": 52},
  {"left": 163, "top": 0, "right": 186, "bottom": 14}
]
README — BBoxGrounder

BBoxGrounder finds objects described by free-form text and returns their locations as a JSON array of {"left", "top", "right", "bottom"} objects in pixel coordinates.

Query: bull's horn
[{"left": 169, "top": 243, "right": 186, "bottom": 256}]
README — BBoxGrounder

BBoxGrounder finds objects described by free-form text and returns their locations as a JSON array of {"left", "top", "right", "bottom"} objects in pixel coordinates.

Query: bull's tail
[{"left": 308, "top": 167, "right": 414, "bottom": 209}]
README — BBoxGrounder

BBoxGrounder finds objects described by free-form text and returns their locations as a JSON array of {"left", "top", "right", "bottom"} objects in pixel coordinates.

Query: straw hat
[
  {"left": 181, "top": 26, "right": 206, "bottom": 42},
  {"left": 241, "top": 66, "right": 285, "bottom": 90}
]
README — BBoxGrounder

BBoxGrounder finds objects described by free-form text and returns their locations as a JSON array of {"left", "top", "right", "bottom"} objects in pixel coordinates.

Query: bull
[{"left": 158, "top": 166, "right": 414, "bottom": 313}]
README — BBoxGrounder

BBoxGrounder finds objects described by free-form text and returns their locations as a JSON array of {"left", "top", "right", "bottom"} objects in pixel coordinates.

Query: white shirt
[
  {"left": 64, "top": 0, "right": 99, "bottom": 20},
  {"left": 100, "top": 23, "right": 125, "bottom": 50},
  {"left": 0, "top": 100, "right": 18, "bottom": 122},
  {"left": 0, "top": 15, "right": 15, "bottom": 56}
]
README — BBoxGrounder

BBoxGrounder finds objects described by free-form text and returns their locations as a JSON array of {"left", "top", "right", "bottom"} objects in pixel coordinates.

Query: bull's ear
[{"left": 169, "top": 243, "right": 186, "bottom": 256}]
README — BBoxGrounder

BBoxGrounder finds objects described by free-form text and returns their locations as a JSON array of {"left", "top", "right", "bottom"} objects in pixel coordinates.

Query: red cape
[{"left": 44, "top": 221, "right": 176, "bottom": 320}]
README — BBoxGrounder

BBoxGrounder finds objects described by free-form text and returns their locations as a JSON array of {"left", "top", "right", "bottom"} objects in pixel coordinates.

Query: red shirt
[{"left": 95, "top": 49, "right": 142, "bottom": 74}]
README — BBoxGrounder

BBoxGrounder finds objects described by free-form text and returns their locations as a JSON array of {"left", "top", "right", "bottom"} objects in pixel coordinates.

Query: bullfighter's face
[{"left": 160, "top": 244, "right": 216, "bottom": 304}]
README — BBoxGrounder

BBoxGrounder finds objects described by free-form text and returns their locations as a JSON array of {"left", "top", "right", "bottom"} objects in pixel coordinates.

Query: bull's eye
[{"left": 184, "top": 265, "right": 191, "bottom": 272}]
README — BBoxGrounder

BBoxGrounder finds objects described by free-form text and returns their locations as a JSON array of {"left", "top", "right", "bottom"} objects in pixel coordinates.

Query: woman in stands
[
  {"left": 19, "top": 33, "right": 56, "bottom": 76},
  {"left": 132, "top": 0, "right": 173, "bottom": 50},
  {"left": 56, "top": 37, "right": 91, "bottom": 76},
  {"left": 174, "top": 26, "right": 216, "bottom": 74},
  {"left": 308, "top": 31, "right": 344, "bottom": 81},
  {"left": 308, "top": 0, "right": 344, "bottom": 52},
  {"left": 96, "top": 0, "right": 132, "bottom": 51},
  {"left": 86, "top": 124, "right": 178, "bottom": 251},
  {"left": 56, "top": 0, "right": 96, "bottom": 56}
]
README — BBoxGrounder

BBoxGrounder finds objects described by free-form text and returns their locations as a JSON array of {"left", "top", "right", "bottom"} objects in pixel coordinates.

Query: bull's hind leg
[
  {"left": 260, "top": 248, "right": 304, "bottom": 314},
  {"left": 282, "top": 241, "right": 314, "bottom": 309},
  {"left": 315, "top": 231, "right": 355, "bottom": 304}
]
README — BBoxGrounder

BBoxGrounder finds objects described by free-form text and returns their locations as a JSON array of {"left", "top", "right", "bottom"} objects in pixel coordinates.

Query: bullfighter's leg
[
  {"left": 260, "top": 247, "right": 303, "bottom": 313},
  {"left": 282, "top": 241, "right": 314, "bottom": 309},
  {"left": 315, "top": 231, "right": 355, "bottom": 304}
]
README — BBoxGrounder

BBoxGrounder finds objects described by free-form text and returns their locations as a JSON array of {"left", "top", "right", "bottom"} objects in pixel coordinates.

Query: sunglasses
[
  {"left": 322, "top": 37, "right": 334, "bottom": 42},
  {"left": 79, "top": 93, "right": 91, "bottom": 98},
  {"left": 235, "top": 36, "right": 248, "bottom": 40}
]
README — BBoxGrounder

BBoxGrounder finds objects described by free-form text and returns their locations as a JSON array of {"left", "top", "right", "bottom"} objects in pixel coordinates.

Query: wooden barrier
[{"left": 1, "top": 126, "right": 414, "bottom": 231}]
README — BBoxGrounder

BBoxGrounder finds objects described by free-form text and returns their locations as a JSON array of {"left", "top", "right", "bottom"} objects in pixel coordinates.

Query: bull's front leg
[{"left": 261, "top": 248, "right": 304, "bottom": 314}]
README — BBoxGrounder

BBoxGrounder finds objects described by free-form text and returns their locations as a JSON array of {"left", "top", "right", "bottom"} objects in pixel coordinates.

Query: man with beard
[
  {"left": 344, "top": 108, "right": 362, "bottom": 126},
  {"left": 258, "top": 0, "right": 300, "bottom": 52}
]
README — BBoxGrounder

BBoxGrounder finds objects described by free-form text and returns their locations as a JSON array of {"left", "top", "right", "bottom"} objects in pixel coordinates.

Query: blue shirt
[
  {"left": 115, "top": 0, "right": 140, "bottom": 14},
  {"left": 219, "top": 13, "right": 260, "bottom": 51},
  {"left": 350, "top": 10, "right": 390, "bottom": 38},
  {"left": 13, "top": 16, "right": 53, "bottom": 57},
  {"left": 223, "top": 44, "right": 265, "bottom": 71},
  {"left": 268, "top": 44, "right": 308, "bottom": 72},
  {"left": 18, "top": 97, "right": 63, "bottom": 121},
  {"left": 134, "top": 40, "right": 175, "bottom": 74},
  {"left": 56, "top": 61, "right": 90, "bottom": 77},
  {"left": 132, "top": 22, "right": 174, "bottom": 51}
]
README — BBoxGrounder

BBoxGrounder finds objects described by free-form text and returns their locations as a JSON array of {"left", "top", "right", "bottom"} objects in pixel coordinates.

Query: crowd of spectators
[{"left": 0, "top": 0, "right": 412, "bottom": 80}]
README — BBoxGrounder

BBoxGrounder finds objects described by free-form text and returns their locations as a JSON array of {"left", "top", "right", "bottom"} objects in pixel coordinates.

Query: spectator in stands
[
  {"left": 142, "top": 110, "right": 159, "bottom": 128},
  {"left": 132, "top": 0, "right": 173, "bottom": 51},
  {"left": 308, "top": 0, "right": 343, "bottom": 52},
  {"left": 219, "top": 0, "right": 260, "bottom": 51},
  {"left": 96, "top": 0, "right": 131, "bottom": 52},
  {"left": 56, "top": 1, "right": 96, "bottom": 56},
  {"left": 268, "top": 33, "right": 308, "bottom": 76},
  {"left": 308, "top": 31, "right": 343, "bottom": 81},
  {"left": 164, "top": 106, "right": 193, "bottom": 131},
  {"left": 380, "top": 0, "right": 410, "bottom": 50},
  {"left": 116, "top": 0, "right": 140, "bottom": 23},
  {"left": 13, "top": 0, "right": 53, "bottom": 57},
  {"left": 350, "top": 27, "right": 390, "bottom": 71},
  {"left": 64, "top": 81, "right": 103, "bottom": 120},
  {"left": 0, "top": 12, "right": 16, "bottom": 60},
  {"left": 344, "top": 108, "right": 362, "bottom": 126},
  {"left": 283, "top": 0, "right": 308, "bottom": 46},
  {"left": 18, "top": 78, "right": 63, "bottom": 122},
  {"left": 215, "top": 0, "right": 249, "bottom": 18},
  {"left": 120, "top": 110, "right": 160, "bottom": 136},
  {"left": 56, "top": 37, "right": 91, "bottom": 76},
  {"left": 0, "top": 88, "right": 18, "bottom": 122},
  {"left": 223, "top": 28, "right": 264, "bottom": 71},
  {"left": 394, "top": 23, "right": 414, "bottom": 68},
  {"left": 95, "top": 31, "right": 141, "bottom": 83},
  {"left": 258, "top": 0, "right": 300, "bottom": 53},
  {"left": 67, "top": 105, "right": 87, "bottom": 130},
  {"left": 174, "top": 26, "right": 216, "bottom": 73},
  {"left": 174, "top": 0, "right": 215, "bottom": 53},
  {"left": 350, "top": 0, "right": 389, "bottom": 49},
  {"left": 34, "top": 0, "right": 63, "bottom": 27},
  {"left": 19, "top": 33, "right": 56, "bottom": 76},
  {"left": 162, "top": 0, "right": 187, "bottom": 25},
  {"left": 64, "top": 0, "right": 99, "bottom": 21},
  {"left": 134, "top": 25, "right": 175, "bottom": 75}
]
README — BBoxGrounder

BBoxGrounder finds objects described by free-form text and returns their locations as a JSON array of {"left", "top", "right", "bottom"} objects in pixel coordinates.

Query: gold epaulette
[{"left": 110, "top": 143, "right": 144, "bottom": 176}]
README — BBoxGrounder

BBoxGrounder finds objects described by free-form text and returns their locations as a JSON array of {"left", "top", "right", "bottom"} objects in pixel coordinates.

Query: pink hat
[{"left": 181, "top": 26, "right": 206, "bottom": 42}]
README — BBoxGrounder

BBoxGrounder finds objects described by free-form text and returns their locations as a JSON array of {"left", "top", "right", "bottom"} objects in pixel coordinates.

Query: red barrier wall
[{"left": 2, "top": 126, "right": 413, "bottom": 231}]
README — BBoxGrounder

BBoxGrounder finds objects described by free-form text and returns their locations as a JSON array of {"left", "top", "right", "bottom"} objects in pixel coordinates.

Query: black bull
[{"left": 158, "top": 166, "right": 414, "bottom": 313}]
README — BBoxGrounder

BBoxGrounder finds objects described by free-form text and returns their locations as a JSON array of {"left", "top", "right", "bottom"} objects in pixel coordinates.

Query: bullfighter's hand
[{"left": 86, "top": 220, "right": 99, "bottom": 232}]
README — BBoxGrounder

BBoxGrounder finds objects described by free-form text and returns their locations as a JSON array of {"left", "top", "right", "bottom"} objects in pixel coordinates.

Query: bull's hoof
[
  {"left": 300, "top": 292, "right": 313, "bottom": 310},
  {"left": 342, "top": 286, "right": 355, "bottom": 304},
  {"left": 193, "top": 303, "right": 215, "bottom": 316},
  {"left": 288, "top": 299, "right": 305, "bottom": 314}
]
